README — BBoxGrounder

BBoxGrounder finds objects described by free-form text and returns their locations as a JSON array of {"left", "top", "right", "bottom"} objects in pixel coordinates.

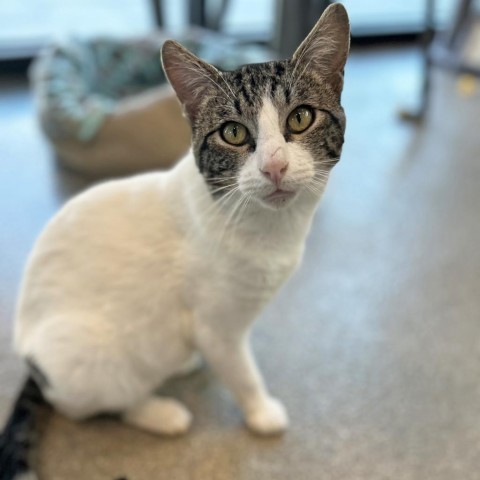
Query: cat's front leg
[{"left": 194, "top": 323, "right": 288, "bottom": 435}]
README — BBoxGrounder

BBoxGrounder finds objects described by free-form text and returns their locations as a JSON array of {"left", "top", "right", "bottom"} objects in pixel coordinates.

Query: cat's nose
[{"left": 260, "top": 148, "right": 288, "bottom": 186}]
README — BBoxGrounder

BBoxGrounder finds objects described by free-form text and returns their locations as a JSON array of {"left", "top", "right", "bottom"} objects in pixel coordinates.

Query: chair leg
[
  {"left": 150, "top": 0, "right": 163, "bottom": 27},
  {"left": 399, "top": 0, "right": 436, "bottom": 123}
]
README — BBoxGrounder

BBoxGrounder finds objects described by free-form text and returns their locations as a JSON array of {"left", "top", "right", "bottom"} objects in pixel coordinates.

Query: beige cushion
[{"left": 53, "top": 85, "right": 191, "bottom": 178}]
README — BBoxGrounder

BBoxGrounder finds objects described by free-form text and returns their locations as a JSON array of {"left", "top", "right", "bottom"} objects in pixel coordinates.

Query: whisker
[
  {"left": 219, "top": 71, "right": 237, "bottom": 100},
  {"left": 223, "top": 194, "right": 249, "bottom": 246},
  {"left": 289, "top": 42, "right": 311, "bottom": 91},
  {"left": 209, "top": 183, "right": 238, "bottom": 195},
  {"left": 212, "top": 192, "right": 246, "bottom": 254},
  {"left": 291, "top": 59, "right": 312, "bottom": 92},
  {"left": 188, "top": 186, "right": 240, "bottom": 240}
]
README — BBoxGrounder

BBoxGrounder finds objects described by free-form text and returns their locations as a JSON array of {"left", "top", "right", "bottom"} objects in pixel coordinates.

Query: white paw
[
  {"left": 245, "top": 397, "right": 289, "bottom": 435},
  {"left": 123, "top": 397, "right": 193, "bottom": 436},
  {"left": 156, "top": 398, "right": 193, "bottom": 435}
]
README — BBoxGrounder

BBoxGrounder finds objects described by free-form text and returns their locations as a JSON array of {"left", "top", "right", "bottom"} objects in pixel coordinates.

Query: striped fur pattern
[
  {"left": 162, "top": 4, "right": 349, "bottom": 193},
  {"left": 193, "top": 60, "right": 346, "bottom": 188}
]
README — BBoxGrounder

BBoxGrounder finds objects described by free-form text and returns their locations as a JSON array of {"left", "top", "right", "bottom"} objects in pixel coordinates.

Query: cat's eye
[
  {"left": 221, "top": 122, "right": 249, "bottom": 146},
  {"left": 287, "top": 106, "right": 314, "bottom": 133}
]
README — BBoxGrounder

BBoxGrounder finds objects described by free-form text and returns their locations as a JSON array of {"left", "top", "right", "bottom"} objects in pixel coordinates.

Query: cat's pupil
[
  {"left": 232, "top": 125, "right": 238, "bottom": 137},
  {"left": 295, "top": 112, "right": 302, "bottom": 124}
]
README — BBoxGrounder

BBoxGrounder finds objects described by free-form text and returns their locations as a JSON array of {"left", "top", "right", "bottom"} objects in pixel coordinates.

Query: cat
[{"left": 0, "top": 4, "right": 350, "bottom": 479}]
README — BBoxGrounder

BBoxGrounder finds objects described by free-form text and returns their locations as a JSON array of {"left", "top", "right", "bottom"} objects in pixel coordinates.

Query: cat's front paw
[{"left": 245, "top": 396, "right": 289, "bottom": 435}]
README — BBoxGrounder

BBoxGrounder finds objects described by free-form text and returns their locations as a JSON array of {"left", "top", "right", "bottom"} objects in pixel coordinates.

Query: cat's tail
[{"left": 0, "top": 376, "right": 50, "bottom": 480}]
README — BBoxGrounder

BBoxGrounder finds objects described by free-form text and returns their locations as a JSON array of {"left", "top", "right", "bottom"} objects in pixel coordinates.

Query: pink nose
[{"left": 260, "top": 152, "right": 288, "bottom": 186}]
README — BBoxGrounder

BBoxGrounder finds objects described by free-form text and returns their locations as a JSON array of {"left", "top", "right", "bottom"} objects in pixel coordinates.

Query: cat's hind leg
[
  {"left": 122, "top": 396, "right": 192, "bottom": 435},
  {"left": 122, "top": 354, "right": 201, "bottom": 435},
  {"left": 20, "top": 313, "right": 195, "bottom": 435}
]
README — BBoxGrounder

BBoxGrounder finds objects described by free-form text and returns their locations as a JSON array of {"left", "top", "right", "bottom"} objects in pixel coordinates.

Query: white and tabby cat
[{"left": 0, "top": 4, "right": 349, "bottom": 478}]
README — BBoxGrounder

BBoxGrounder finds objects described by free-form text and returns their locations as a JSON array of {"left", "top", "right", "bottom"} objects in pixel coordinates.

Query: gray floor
[{"left": 1, "top": 45, "right": 480, "bottom": 479}]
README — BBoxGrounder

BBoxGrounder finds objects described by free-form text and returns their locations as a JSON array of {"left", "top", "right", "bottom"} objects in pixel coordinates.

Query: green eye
[
  {"left": 287, "top": 106, "right": 314, "bottom": 133},
  {"left": 221, "top": 122, "right": 249, "bottom": 146}
]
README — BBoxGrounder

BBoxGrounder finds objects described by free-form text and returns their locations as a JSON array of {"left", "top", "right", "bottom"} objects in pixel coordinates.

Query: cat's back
[
  {"left": 25, "top": 169, "right": 175, "bottom": 262},
  {"left": 14, "top": 166, "right": 187, "bottom": 348}
]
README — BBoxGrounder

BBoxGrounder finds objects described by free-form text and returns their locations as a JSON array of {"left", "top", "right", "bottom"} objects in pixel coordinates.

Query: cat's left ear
[
  {"left": 161, "top": 40, "right": 220, "bottom": 124},
  {"left": 292, "top": 3, "right": 350, "bottom": 93}
]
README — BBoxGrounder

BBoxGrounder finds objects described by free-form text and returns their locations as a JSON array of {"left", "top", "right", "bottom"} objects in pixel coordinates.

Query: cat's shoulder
[
  {"left": 74, "top": 171, "right": 168, "bottom": 205},
  {"left": 67, "top": 153, "right": 193, "bottom": 211},
  {"left": 34, "top": 170, "right": 174, "bottom": 245}
]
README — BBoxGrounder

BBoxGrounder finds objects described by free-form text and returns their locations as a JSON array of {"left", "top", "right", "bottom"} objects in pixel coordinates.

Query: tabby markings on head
[
  {"left": 161, "top": 4, "right": 349, "bottom": 202},
  {"left": 194, "top": 60, "right": 345, "bottom": 194}
]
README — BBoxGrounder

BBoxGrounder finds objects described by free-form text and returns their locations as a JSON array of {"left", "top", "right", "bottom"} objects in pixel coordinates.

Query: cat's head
[{"left": 162, "top": 4, "right": 350, "bottom": 210}]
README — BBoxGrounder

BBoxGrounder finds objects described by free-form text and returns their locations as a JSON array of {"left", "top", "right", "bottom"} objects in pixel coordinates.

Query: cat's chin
[{"left": 259, "top": 189, "right": 298, "bottom": 210}]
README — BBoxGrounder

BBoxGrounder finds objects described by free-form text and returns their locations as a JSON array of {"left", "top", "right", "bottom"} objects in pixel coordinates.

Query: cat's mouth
[{"left": 263, "top": 188, "right": 297, "bottom": 207}]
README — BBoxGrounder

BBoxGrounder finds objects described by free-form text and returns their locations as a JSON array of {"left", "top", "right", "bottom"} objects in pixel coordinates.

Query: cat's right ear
[{"left": 162, "top": 40, "right": 219, "bottom": 124}]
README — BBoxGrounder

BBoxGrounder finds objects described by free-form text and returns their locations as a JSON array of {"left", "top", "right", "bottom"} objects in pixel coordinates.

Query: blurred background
[{"left": 1, "top": 1, "right": 480, "bottom": 479}]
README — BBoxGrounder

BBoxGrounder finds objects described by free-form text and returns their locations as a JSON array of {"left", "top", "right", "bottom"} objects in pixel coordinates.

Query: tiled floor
[{"left": 2, "top": 44, "right": 480, "bottom": 479}]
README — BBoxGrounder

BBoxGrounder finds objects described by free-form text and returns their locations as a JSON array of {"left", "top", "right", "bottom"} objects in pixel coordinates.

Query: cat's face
[{"left": 162, "top": 4, "right": 350, "bottom": 211}]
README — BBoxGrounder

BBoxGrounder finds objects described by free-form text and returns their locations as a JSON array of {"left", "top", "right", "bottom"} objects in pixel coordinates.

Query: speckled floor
[{"left": 1, "top": 45, "right": 480, "bottom": 479}]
